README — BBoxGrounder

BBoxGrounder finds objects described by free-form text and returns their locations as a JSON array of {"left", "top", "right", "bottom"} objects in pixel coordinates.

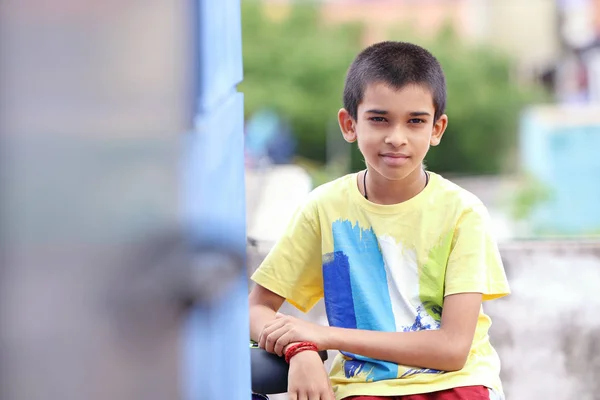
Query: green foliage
[
  {"left": 240, "top": 1, "right": 362, "bottom": 163},
  {"left": 509, "top": 174, "right": 553, "bottom": 221},
  {"left": 393, "top": 26, "right": 548, "bottom": 175},
  {"left": 241, "top": 3, "right": 548, "bottom": 175}
]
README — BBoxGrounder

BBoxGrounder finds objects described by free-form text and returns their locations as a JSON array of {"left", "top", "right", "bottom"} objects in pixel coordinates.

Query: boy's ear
[
  {"left": 430, "top": 114, "right": 448, "bottom": 147},
  {"left": 338, "top": 108, "right": 357, "bottom": 143}
]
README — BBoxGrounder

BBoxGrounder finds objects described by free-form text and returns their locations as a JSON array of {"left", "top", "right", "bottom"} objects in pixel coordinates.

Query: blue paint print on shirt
[
  {"left": 402, "top": 304, "right": 442, "bottom": 332},
  {"left": 323, "top": 251, "right": 356, "bottom": 329},
  {"left": 322, "top": 220, "right": 399, "bottom": 382}
]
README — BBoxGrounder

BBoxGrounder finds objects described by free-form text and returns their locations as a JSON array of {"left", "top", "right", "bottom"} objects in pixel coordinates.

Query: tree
[
  {"left": 399, "top": 27, "right": 546, "bottom": 175},
  {"left": 240, "top": 1, "right": 361, "bottom": 164},
  {"left": 240, "top": 2, "right": 547, "bottom": 175}
]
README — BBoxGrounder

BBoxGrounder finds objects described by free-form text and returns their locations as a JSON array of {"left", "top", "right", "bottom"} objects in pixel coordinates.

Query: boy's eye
[
  {"left": 408, "top": 118, "right": 426, "bottom": 124},
  {"left": 369, "top": 117, "right": 387, "bottom": 123}
]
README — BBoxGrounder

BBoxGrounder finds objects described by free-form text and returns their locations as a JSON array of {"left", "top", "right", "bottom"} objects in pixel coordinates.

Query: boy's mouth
[
  {"left": 380, "top": 152, "right": 409, "bottom": 158},
  {"left": 380, "top": 153, "right": 410, "bottom": 166}
]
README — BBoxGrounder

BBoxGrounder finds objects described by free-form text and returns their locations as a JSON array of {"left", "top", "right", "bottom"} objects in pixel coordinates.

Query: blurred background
[
  {"left": 244, "top": 0, "right": 600, "bottom": 240},
  {"left": 0, "top": 0, "right": 599, "bottom": 399},
  {"left": 243, "top": 1, "right": 600, "bottom": 399}
]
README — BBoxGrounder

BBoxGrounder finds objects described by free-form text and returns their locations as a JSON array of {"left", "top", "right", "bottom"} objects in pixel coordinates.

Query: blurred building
[
  {"left": 552, "top": 0, "right": 600, "bottom": 103},
  {"left": 261, "top": 0, "right": 600, "bottom": 102},
  {"left": 321, "top": 0, "right": 560, "bottom": 73},
  {"left": 262, "top": 1, "right": 558, "bottom": 77}
]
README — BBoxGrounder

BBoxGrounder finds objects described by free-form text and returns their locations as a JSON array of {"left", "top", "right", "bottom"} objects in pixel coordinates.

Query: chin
[{"left": 371, "top": 164, "right": 413, "bottom": 181}]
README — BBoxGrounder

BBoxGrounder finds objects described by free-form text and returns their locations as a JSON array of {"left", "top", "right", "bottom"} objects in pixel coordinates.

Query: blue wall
[
  {"left": 520, "top": 107, "right": 600, "bottom": 235},
  {"left": 183, "top": 0, "right": 250, "bottom": 398}
]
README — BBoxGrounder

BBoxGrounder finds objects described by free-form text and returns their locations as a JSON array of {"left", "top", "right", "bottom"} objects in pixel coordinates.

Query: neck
[{"left": 364, "top": 167, "right": 428, "bottom": 205}]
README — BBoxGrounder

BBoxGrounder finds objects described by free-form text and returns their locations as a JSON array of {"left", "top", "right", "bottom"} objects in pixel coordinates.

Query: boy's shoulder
[
  {"left": 305, "top": 173, "right": 356, "bottom": 204},
  {"left": 429, "top": 172, "right": 484, "bottom": 210}
]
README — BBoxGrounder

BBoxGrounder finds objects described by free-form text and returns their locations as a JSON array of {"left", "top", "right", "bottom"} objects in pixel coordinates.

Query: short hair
[{"left": 343, "top": 41, "right": 447, "bottom": 121}]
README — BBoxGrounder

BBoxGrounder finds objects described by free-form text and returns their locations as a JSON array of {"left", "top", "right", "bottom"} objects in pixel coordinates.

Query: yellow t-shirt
[{"left": 251, "top": 172, "right": 510, "bottom": 400}]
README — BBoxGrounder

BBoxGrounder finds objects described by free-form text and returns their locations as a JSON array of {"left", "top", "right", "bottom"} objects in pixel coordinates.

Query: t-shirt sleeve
[
  {"left": 444, "top": 203, "right": 510, "bottom": 301},
  {"left": 250, "top": 198, "right": 324, "bottom": 312}
]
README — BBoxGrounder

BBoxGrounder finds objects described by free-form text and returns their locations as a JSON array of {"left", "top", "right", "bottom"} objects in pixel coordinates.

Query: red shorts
[{"left": 344, "top": 385, "right": 491, "bottom": 400}]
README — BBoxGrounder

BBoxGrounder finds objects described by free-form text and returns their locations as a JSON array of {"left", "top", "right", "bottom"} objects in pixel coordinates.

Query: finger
[
  {"left": 307, "top": 390, "right": 320, "bottom": 400},
  {"left": 327, "top": 380, "right": 335, "bottom": 398},
  {"left": 258, "top": 329, "right": 268, "bottom": 349},
  {"left": 258, "top": 319, "right": 286, "bottom": 349},
  {"left": 326, "top": 389, "right": 336, "bottom": 400},
  {"left": 297, "top": 392, "right": 309, "bottom": 400},
  {"left": 258, "top": 327, "right": 274, "bottom": 349},
  {"left": 273, "top": 330, "right": 294, "bottom": 356},
  {"left": 263, "top": 317, "right": 287, "bottom": 335},
  {"left": 317, "top": 386, "right": 332, "bottom": 400},
  {"left": 265, "top": 326, "right": 290, "bottom": 354},
  {"left": 288, "top": 392, "right": 298, "bottom": 400},
  {"left": 258, "top": 321, "right": 278, "bottom": 346}
]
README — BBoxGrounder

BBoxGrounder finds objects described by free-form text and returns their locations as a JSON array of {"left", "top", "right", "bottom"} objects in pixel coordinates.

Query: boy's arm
[
  {"left": 329, "top": 292, "right": 481, "bottom": 371},
  {"left": 248, "top": 284, "right": 286, "bottom": 341},
  {"left": 248, "top": 283, "right": 310, "bottom": 354},
  {"left": 250, "top": 284, "right": 335, "bottom": 400},
  {"left": 262, "top": 292, "right": 481, "bottom": 372}
]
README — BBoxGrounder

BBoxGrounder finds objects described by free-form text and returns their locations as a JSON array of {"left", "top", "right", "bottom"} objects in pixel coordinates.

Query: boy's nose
[{"left": 384, "top": 128, "right": 408, "bottom": 147}]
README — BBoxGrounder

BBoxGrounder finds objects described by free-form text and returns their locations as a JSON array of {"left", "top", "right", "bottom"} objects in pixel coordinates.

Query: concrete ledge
[{"left": 488, "top": 240, "right": 600, "bottom": 399}]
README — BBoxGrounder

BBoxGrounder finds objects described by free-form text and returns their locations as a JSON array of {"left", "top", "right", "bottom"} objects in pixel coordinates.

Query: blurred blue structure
[
  {"left": 246, "top": 109, "right": 281, "bottom": 161},
  {"left": 245, "top": 109, "right": 296, "bottom": 166},
  {"left": 183, "top": 0, "right": 250, "bottom": 399},
  {"left": 0, "top": 1, "right": 249, "bottom": 399},
  {"left": 520, "top": 106, "right": 600, "bottom": 235}
]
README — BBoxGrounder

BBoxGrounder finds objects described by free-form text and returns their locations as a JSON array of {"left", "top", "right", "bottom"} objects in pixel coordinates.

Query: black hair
[{"left": 343, "top": 41, "right": 447, "bottom": 121}]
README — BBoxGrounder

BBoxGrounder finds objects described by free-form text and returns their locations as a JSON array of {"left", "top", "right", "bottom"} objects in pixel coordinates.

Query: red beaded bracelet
[{"left": 284, "top": 341, "right": 318, "bottom": 363}]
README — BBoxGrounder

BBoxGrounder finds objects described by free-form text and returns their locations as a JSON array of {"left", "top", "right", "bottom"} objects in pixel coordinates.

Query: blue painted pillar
[
  {"left": 520, "top": 107, "right": 600, "bottom": 234},
  {"left": 182, "top": 0, "right": 249, "bottom": 399}
]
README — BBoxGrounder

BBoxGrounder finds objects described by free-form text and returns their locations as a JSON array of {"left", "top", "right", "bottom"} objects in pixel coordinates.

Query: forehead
[{"left": 358, "top": 82, "right": 435, "bottom": 113}]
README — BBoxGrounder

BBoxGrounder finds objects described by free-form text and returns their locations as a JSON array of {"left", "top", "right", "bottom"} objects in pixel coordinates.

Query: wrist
[
  {"left": 285, "top": 341, "right": 318, "bottom": 363},
  {"left": 283, "top": 342, "right": 300, "bottom": 353},
  {"left": 288, "top": 348, "right": 322, "bottom": 364}
]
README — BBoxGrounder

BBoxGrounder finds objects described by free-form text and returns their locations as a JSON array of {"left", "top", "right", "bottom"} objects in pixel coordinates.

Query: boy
[{"left": 249, "top": 41, "right": 510, "bottom": 400}]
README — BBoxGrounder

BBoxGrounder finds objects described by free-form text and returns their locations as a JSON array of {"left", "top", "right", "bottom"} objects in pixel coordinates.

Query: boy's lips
[
  {"left": 380, "top": 152, "right": 409, "bottom": 158},
  {"left": 380, "top": 153, "right": 410, "bottom": 166}
]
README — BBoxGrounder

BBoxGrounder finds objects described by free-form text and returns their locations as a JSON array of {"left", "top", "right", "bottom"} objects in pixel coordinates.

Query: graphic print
[{"left": 323, "top": 220, "right": 443, "bottom": 381}]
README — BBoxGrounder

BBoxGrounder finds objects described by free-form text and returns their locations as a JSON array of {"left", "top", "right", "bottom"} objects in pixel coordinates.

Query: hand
[
  {"left": 258, "top": 313, "right": 330, "bottom": 356},
  {"left": 288, "top": 350, "right": 335, "bottom": 400}
]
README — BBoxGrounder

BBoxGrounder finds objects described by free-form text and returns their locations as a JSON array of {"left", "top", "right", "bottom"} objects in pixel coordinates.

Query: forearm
[
  {"left": 249, "top": 303, "right": 277, "bottom": 342},
  {"left": 326, "top": 327, "right": 468, "bottom": 372}
]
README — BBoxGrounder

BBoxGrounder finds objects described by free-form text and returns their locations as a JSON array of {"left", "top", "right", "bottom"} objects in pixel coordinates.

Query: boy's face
[{"left": 338, "top": 82, "right": 447, "bottom": 182}]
